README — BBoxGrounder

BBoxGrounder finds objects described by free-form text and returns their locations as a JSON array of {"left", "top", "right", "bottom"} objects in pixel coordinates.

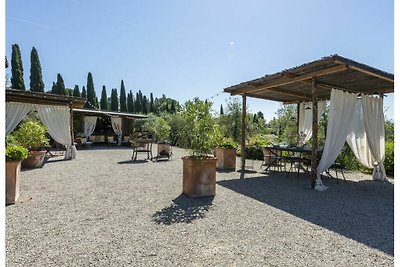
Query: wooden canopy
[
  {"left": 73, "top": 108, "right": 147, "bottom": 119},
  {"left": 6, "top": 89, "right": 86, "bottom": 109},
  {"left": 224, "top": 54, "right": 394, "bottom": 102},
  {"left": 223, "top": 54, "right": 394, "bottom": 189}
]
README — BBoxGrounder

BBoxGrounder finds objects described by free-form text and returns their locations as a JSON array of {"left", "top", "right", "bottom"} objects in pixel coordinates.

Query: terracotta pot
[
  {"left": 215, "top": 148, "right": 237, "bottom": 171},
  {"left": 182, "top": 157, "right": 217, "bottom": 197},
  {"left": 6, "top": 160, "right": 22, "bottom": 205},
  {"left": 22, "top": 150, "right": 46, "bottom": 168}
]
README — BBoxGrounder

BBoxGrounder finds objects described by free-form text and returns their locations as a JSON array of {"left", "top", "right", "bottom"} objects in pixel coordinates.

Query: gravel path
[{"left": 6, "top": 146, "right": 394, "bottom": 266}]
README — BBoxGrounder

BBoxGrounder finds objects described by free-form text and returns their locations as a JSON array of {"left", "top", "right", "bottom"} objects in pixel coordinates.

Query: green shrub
[
  {"left": 217, "top": 137, "right": 237, "bottom": 149},
  {"left": 178, "top": 98, "right": 219, "bottom": 158},
  {"left": 384, "top": 141, "right": 394, "bottom": 176},
  {"left": 9, "top": 120, "right": 49, "bottom": 150},
  {"left": 6, "top": 145, "right": 29, "bottom": 161},
  {"left": 336, "top": 142, "right": 394, "bottom": 176}
]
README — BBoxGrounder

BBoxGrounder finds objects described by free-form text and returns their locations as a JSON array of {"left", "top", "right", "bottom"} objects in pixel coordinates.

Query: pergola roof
[
  {"left": 73, "top": 108, "right": 147, "bottom": 119},
  {"left": 224, "top": 54, "right": 394, "bottom": 103},
  {"left": 6, "top": 89, "right": 86, "bottom": 109}
]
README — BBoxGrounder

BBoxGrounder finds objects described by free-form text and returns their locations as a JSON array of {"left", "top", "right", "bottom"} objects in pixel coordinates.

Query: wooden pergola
[
  {"left": 224, "top": 54, "right": 394, "bottom": 188},
  {"left": 6, "top": 89, "right": 87, "bottom": 144}
]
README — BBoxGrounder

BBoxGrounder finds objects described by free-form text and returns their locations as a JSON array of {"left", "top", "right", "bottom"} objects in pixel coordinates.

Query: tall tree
[
  {"left": 51, "top": 82, "right": 57, "bottom": 94},
  {"left": 142, "top": 95, "right": 148, "bottom": 114},
  {"left": 100, "top": 85, "right": 108, "bottom": 110},
  {"left": 135, "top": 92, "right": 141, "bottom": 113},
  {"left": 220, "top": 104, "right": 224, "bottom": 115},
  {"left": 150, "top": 93, "right": 154, "bottom": 113},
  {"left": 73, "top": 85, "right": 80, "bottom": 97},
  {"left": 127, "top": 90, "right": 134, "bottom": 112},
  {"left": 81, "top": 86, "right": 87, "bottom": 98},
  {"left": 170, "top": 101, "right": 176, "bottom": 113},
  {"left": 86, "top": 72, "right": 96, "bottom": 107},
  {"left": 110, "top": 88, "right": 119, "bottom": 111},
  {"left": 29, "top": 47, "right": 44, "bottom": 92},
  {"left": 11, "top": 44, "right": 25, "bottom": 90},
  {"left": 55, "top": 73, "right": 65, "bottom": 95},
  {"left": 119, "top": 80, "right": 127, "bottom": 112}
]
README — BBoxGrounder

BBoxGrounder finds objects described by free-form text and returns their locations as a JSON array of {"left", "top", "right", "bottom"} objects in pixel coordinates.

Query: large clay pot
[
  {"left": 6, "top": 160, "right": 22, "bottom": 205},
  {"left": 22, "top": 150, "right": 46, "bottom": 168},
  {"left": 182, "top": 157, "right": 217, "bottom": 197},
  {"left": 215, "top": 148, "right": 237, "bottom": 171}
]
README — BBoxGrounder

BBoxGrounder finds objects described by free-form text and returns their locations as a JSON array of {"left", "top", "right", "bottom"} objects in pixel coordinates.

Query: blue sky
[{"left": 5, "top": 0, "right": 394, "bottom": 121}]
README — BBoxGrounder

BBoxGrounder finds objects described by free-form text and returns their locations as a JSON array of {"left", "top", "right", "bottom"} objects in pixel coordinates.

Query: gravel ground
[{"left": 6, "top": 146, "right": 394, "bottom": 266}]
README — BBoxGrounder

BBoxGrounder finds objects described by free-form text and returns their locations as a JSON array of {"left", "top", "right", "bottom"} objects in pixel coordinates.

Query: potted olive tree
[
  {"left": 144, "top": 115, "right": 172, "bottom": 161},
  {"left": 179, "top": 98, "right": 219, "bottom": 197},
  {"left": 215, "top": 137, "right": 237, "bottom": 171},
  {"left": 5, "top": 145, "right": 29, "bottom": 205},
  {"left": 10, "top": 120, "right": 49, "bottom": 168}
]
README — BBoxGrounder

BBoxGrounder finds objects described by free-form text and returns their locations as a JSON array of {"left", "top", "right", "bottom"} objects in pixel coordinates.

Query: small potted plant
[
  {"left": 178, "top": 98, "right": 219, "bottom": 197},
  {"left": 215, "top": 137, "right": 237, "bottom": 171},
  {"left": 144, "top": 115, "right": 172, "bottom": 161},
  {"left": 10, "top": 120, "right": 49, "bottom": 168},
  {"left": 5, "top": 145, "right": 29, "bottom": 205}
]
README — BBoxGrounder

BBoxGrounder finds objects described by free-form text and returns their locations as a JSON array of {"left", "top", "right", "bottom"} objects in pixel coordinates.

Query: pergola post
[
  {"left": 310, "top": 78, "right": 318, "bottom": 188},
  {"left": 70, "top": 105, "right": 75, "bottom": 146},
  {"left": 241, "top": 95, "right": 247, "bottom": 171}
]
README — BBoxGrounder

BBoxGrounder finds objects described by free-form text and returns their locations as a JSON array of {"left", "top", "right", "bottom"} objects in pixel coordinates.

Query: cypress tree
[
  {"left": 73, "top": 85, "right": 80, "bottom": 97},
  {"left": 81, "top": 86, "right": 87, "bottom": 98},
  {"left": 11, "top": 44, "right": 25, "bottom": 90},
  {"left": 110, "top": 88, "right": 119, "bottom": 111},
  {"left": 51, "top": 82, "right": 57, "bottom": 94},
  {"left": 220, "top": 104, "right": 224, "bottom": 115},
  {"left": 135, "top": 92, "right": 141, "bottom": 113},
  {"left": 29, "top": 47, "right": 44, "bottom": 92},
  {"left": 127, "top": 90, "right": 134, "bottom": 112},
  {"left": 142, "top": 95, "right": 148, "bottom": 114},
  {"left": 86, "top": 72, "right": 96, "bottom": 107},
  {"left": 150, "top": 93, "right": 154, "bottom": 113},
  {"left": 100, "top": 85, "right": 108, "bottom": 110},
  {"left": 56, "top": 74, "right": 65, "bottom": 95},
  {"left": 171, "top": 101, "right": 176, "bottom": 113},
  {"left": 119, "top": 80, "right": 127, "bottom": 112}
]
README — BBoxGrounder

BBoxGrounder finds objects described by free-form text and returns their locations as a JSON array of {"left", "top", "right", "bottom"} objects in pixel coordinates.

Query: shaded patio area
[{"left": 6, "top": 146, "right": 393, "bottom": 266}]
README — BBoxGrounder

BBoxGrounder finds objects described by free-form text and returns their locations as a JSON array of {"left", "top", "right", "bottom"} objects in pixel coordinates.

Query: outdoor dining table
[{"left": 262, "top": 145, "right": 323, "bottom": 172}]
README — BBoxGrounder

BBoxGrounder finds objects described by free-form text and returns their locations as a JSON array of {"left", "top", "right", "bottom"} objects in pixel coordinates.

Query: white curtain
[
  {"left": 346, "top": 100, "right": 374, "bottom": 168},
  {"left": 83, "top": 116, "right": 97, "bottom": 139},
  {"left": 36, "top": 105, "right": 76, "bottom": 160},
  {"left": 298, "top": 101, "right": 326, "bottom": 144},
  {"left": 6, "top": 102, "right": 34, "bottom": 135},
  {"left": 316, "top": 89, "right": 358, "bottom": 190},
  {"left": 111, "top": 117, "right": 123, "bottom": 146},
  {"left": 362, "top": 95, "right": 386, "bottom": 180}
]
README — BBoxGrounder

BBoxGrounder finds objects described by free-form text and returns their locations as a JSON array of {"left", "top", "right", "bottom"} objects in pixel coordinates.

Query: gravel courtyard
[{"left": 6, "top": 146, "right": 394, "bottom": 266}]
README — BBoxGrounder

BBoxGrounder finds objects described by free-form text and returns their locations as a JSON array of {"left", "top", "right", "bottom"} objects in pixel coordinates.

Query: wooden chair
[{"left": 262, "top": 147, "right": 284, "bottom": 171}]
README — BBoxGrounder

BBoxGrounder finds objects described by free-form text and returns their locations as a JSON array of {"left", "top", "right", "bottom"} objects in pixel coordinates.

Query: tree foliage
[
  {"left": 178, "top": 98, "right": 218, "bottom": 158},
  {"left": 100, "top": 85, "right": 108, "bottom": 110},
  {"left": 119, "top": 80, "right": 127, "bottom": 112},
  {"left": 73, "top": 85, "right": 81, "bottom": 97},
  {"left": 11, "top": 44, "right": 25, "bottom": 90},
  {"left": 86, "top": 72, "right": 97, "bottom": 107},
  {"left": 29, "top": 47, "right": 44, "bottom": 92},
  {"left": 127, "top": 90, "right": 134, "bottom": 112},
  {"left": 110, "top": 88, "right": 119, "bottom": 111}
]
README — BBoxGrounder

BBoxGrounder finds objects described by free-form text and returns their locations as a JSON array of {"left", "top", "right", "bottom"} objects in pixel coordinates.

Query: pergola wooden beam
[
  {"left": 230, "top": 64, "right": 348, "bottom": 95},
  {"left": 334, "top": 59, "right": 394, "bottom": 82},
  {"left": 246, "top": 84, "right": 312, "bottom": 100}
]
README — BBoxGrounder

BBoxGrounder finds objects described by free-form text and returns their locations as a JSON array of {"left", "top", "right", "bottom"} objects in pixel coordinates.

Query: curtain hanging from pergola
[
  {"left": 5, "top": 102, "right": 76, "bottom": 160},
  {"left": 316, "top": 89, "right": 386, "bottom": 190},
  {"left": 111, "top": 117, "right": 123, "bottom": 146},
  {"left": 83, "top": 116, "right": 98, "bottom": 139},
  {"left": 298, "top": 101, "right": 326, "bottom": 144}
]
